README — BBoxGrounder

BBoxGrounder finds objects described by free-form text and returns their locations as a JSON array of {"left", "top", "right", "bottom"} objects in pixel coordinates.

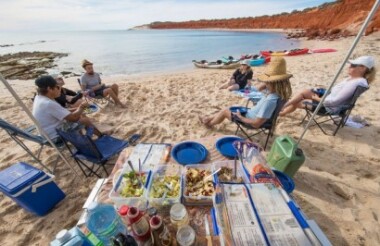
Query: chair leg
[{"left": 263, "top": 131, "right": 271, "bottom": 151}]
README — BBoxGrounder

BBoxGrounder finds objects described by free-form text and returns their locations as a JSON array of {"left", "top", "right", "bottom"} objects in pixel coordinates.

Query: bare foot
[{"left": 199, "top": 116, "right": 212, "bottom": 128}]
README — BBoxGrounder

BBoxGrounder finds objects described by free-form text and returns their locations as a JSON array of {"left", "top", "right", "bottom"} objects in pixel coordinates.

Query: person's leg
[
  {"left": 227, "top": 84, "right": 240, "bottom": 91},
  {"left": 78, "top": 115, "right": 102, "bottom": 136},
  {"left": 280, "top": 89, "right": 315, "bottom": 116},
  {"left": 200, "top": 108, "right": 232, "bottom": 127},
  {"left": 103, "top": 88, "right": 126, "bottom": 108},
  {"left": 220, "top": 79, "right": 235, "bottom": 89},
  {"left": 110, "top": 84, "right": 119, "bottom": 97}
]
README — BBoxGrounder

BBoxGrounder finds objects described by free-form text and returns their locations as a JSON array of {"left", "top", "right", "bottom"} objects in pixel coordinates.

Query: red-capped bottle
[{"left": 119, "top": 205, "right": 152, "bottom": 245}]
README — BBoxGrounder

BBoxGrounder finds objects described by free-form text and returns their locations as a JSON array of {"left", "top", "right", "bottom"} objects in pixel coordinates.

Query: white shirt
[
  {"left": 32, "top": 95, "right": 70, "bottom": 139},
  {"left": 324, "top": 77, "right": 368, "bottom": 112}
]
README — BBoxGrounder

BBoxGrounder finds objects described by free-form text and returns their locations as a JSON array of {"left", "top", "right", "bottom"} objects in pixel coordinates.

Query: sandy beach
[{"left": 0, "top": 33, "right": 379, "bottom": 245}]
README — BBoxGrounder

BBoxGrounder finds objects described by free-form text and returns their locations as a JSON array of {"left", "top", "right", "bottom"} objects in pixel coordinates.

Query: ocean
[{"left": 0, "top": 29, "right": 299, "bottom": 76}]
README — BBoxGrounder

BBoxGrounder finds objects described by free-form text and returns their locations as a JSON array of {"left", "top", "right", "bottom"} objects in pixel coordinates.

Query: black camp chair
[
  {"left": 57, "top": 127, "right": 128, "bottom": 178},
  {"left": 0, "top": 118, "right": 63, "bottom": 173},
  {"left": 77, "top": 78, "right": 114, "bottom": 105},
  {"left": 300, "top": 85, "right": 369, "bottom": 135},
  {"left": 233, "top": 98, "right": 286, "bottom": 150}
]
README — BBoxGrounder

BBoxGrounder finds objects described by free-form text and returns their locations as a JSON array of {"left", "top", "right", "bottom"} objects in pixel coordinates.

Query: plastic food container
[
  {"left": 146, "top": 164, "right": 182, "bottom": 207},
  {"left": 212, "top": 160, "right": 249, "bottom": 184},
  {"left": 182, "top": 164, "right": 214, "bottom": 206},
  {"left": 109, "top": 165, "right": 151, "bottom": 208}
]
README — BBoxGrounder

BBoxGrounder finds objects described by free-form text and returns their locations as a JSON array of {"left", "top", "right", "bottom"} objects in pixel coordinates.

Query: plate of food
[
  {"left": 83, "top": 104, "right": 99, "bottom": 114},
  {"left": 215, "top": 136, "right": 243, "bottom": 159},
  {"left": 183, "top": 164, "right": 214, "bottom": 205},
  {"left": 171, "top": 141, "right": 208, "bottom": 165}
]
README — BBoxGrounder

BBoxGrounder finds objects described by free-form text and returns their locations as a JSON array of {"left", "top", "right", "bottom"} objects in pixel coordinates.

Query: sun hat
[
  {"left": 348, "top": 56, "right": 375, "bottom": 69},
  {"left": 35, "top": 75, "right": 57, "bottom": 89},
  {"left": 257, "top": 57, "right": 292, "bottom": 82},
  {"left": 81, "top": 59, "right": 93, "bottom": 68},
  {"left": 239, "top": 60, "right": 250, "bottom": 66}
]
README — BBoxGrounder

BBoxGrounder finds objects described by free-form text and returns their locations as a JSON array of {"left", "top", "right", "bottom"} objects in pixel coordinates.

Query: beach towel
[{"left": 232, "top": 87, "right": 263, "bottom": 102}]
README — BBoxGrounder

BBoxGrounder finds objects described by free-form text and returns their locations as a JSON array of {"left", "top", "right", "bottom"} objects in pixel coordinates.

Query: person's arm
[
  {"left": 64, "top": 87, "right": 77, "bottom": 96},
  {"left": 233, "top": 112, "right": 267, "bottom": 128},
  {"left": 64, "top": 102, "right": 88, "bottom": 122},
  {"left": 246, "top": 70, "right": 253, "bottom": 87},
  {"left": 323, "top": 82, "right": 359, "bottom": 107}
]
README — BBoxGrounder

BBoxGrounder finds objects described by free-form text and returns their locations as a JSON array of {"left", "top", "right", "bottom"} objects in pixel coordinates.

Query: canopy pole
[
  {"left": 0, "top": 73, "right": 80, "bottom": 179},
  {"left": 297, "top": 0, "right": 380, "bottom": 145}
]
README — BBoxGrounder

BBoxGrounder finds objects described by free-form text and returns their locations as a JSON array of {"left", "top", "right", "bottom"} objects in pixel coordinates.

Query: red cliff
[{"left": 145, "top": 0, "right": 380, "bottom": 39}]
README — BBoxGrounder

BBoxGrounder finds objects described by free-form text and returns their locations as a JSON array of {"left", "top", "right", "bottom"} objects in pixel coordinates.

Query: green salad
[
  {"left": 149, "top": 175, "right": 180, "bottom": 198},
  {"left": 119, "top": 171, "right": 148, "bottom": 198}
]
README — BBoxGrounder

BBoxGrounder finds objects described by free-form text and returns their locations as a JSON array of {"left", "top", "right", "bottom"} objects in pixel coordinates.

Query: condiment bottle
[
  {"left": 111, "top": 233, "right": 138, "bottom": 246},
  {"left": 150, "top": 215, "right": 173, "bottom": 246},
  {"left": 176, "top": 225, "right": 196, "bottom": 246},
  {"left": 119, "top": 205, "right": 152, "bottom": 245},
  {"left": 170, "top": 204, "right": 189, "bottom": 229}
]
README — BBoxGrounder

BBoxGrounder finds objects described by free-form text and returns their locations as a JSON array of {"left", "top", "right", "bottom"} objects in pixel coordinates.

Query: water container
[
  {"left": 86, "top": 202, "right": 127, "bottom": 246},
  {"left": 266, "top": 136, "right": 305, "bottom": 178},
  {"left": 50, "top": 227, "right": 92, "bottom": 246}
]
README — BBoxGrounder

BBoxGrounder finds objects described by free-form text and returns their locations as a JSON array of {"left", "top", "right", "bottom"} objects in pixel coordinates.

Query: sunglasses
[{"left": 349, "top": 64, "right": 364, "bottom": 68}]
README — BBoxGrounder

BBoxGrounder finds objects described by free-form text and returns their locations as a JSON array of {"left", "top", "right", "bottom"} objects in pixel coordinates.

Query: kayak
[
  {"left": 260, "top": 50, "right": 287, "bottom": 57},
  {"left": 311, "top": 48, "right": 337, "bottom": 53},
  {"left": 240, "top": 54, "right": 270, "bottom": 63},
  {"left": 248, "top": 58, "right": 265, "bottom": 66},
  {"left": 287, "top": 48, "right": 309, "bottom": 56},
  {"left": 221, "top": 56, "right": 239, "bottom": 63},
  {"left": 192, "top": 60, "right": 240, "bottom": 69}
]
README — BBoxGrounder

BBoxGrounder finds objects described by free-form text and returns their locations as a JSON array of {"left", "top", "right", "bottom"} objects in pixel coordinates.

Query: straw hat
[
  {"left": 258, "top": 57, "right": 292, "bottom": 82},
  {"left": 81, "top": 59, "right": 93, "bottom": 68}
]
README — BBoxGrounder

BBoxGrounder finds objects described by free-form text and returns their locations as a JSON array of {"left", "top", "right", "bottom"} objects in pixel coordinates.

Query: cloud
[{"left": 0, "top": 0, "right": 335, "bottom": 31}]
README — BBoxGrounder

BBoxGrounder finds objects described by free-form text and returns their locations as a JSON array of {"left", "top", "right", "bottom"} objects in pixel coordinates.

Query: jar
[
  {"left": 170, "top": 204, "right": 189, "bottom": 229},
  {"left": 176, "top": 225, "right": 196, "bottom": 246}
]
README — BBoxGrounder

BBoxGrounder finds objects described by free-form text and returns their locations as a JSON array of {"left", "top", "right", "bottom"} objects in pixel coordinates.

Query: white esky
[{"left": 0, "top": 0, "right": 335, "bottom": 32}]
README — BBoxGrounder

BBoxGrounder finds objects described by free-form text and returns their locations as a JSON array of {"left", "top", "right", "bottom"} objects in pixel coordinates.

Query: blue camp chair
[
  {"left": 233, "top": 98, "right": 286, "bottom": 150},
  {"left": 56, "top": 127, "right": 128, "bottom": 178},
  {"left": 300, "top": 85, "right": 369, "bottom": 135},
  {"left": 0, "top": 118, "right": 62, "bottom": 173}
]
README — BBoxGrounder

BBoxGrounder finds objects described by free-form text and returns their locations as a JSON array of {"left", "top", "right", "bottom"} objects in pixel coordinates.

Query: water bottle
[
  {"left": 50, "top": 227, "right": 92, "bottom": 246},
  {"left": 86, "top": 202, "right": 127, "bottom": 246}
]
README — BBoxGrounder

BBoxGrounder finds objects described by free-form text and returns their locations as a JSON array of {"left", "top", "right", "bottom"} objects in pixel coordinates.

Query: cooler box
[
  {"left": 0, "top": 162, "right": 65, "bottom": 216},
  {"left": 267, "top": 135, "right": 305, "bottom": 178}
]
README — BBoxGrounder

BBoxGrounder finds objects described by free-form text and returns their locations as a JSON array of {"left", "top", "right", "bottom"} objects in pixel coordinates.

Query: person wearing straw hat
[
  {"left": 200, "top": 57, "right": 292, "bottom": 128},
  {"left": 220, "top": 60, "right": 254, "bottom": 91},
  {"left": 279, "top": 55, "right": 376, "bottom": 116},
  {"left": 80, "top": 59, "right": 127, "bottom": 108}
]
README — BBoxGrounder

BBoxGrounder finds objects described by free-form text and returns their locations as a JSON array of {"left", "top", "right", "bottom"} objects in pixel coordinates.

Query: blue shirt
[{"left": 246, "top": 93, "right": 279, "bottom": 119}]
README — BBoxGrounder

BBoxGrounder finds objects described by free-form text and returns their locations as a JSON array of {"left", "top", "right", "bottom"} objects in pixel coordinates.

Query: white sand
[{"left": 0, "top": 33, "right": 379, "bottom": 245}]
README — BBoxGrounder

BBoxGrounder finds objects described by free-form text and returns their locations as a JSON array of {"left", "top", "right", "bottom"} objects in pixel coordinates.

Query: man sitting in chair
[
  {"left": 80, "top": 59, "right": 127, "bottom": 108},
  {"left": 200, "top": 57, "right": 292, "bottom": 128},
  {"left": 32, "top": 75, "right": 104, "bottom": 143}
]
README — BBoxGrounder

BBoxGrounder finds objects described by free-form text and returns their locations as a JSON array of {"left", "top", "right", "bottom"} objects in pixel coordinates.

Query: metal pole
[
  {"left": 0, "top": 73, "right": 80, "bottom": 178},
  {"left": 297, "top": 0, "right": 380, "bottom": 145}
]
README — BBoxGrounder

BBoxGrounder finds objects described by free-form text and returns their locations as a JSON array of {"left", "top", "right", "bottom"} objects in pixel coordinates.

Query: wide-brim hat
[
  {"left": 81, "top": 59, "right": 93, "bottom": 68},
  {"left": 258, "top": 57, "right": 292, "bottom": 82}
]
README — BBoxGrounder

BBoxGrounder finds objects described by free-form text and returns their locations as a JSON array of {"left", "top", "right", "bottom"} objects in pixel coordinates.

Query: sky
[{"left": 0, "top": 0, "right": 336, "bottom": 32}]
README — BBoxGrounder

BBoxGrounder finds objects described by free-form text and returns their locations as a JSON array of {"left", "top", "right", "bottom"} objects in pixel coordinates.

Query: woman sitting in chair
[
  {"left": 280, "top": 56, "right": 376, "bottom": 116},
  {"left": 200, "top": 57, "right": 292, "bottom": 128},
  {"left": 219, "top": 60, "right": 254, "bottom": 91},
  {"left": 54, "top": 75, "right": 83, "bottom": 109}
]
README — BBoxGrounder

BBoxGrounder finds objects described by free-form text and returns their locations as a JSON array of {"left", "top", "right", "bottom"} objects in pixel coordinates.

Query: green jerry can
[{"left": 267, "top": 135, "right": 305, "bottom": 178}]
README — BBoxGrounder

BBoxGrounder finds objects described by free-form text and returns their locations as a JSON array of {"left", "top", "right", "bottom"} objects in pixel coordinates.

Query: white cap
[
  {"left": 239, "top": 60, "right": 250, "bottom": 66},
  {"left": 348, "top": 56, "right": 375, "bottom": 69}
]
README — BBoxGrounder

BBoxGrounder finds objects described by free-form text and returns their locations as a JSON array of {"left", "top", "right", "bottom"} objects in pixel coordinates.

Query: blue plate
[
  {"left": 273, "top": 170, "right": 295, "bottom": 193},
  {"left": 229, "top": 106, "right": 247, "bottom": 114},
  {"left": 215, "top": 136, "right": 243, "bottom": 158},
  {"left": 171, "top": 141, "right": 208, "bottom": 165}
]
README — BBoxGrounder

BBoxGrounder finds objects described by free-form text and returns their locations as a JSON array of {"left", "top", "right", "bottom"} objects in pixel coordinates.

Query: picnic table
[{"left": 77, "top": 135, "right": 331, "bottom": 246}]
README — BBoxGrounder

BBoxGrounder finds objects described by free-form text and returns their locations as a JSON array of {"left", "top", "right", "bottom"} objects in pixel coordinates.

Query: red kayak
[
  {"left": 312, "top": 48, "right": 337, "bottom": 53},
  {"left": 287, "top": 48, "right": 309, "bottom": 56}
]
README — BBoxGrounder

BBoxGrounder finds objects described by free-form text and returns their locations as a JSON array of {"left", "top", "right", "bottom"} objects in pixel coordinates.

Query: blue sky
[{"left": 0, "top": 0, "right": 335, "bottom": 31}]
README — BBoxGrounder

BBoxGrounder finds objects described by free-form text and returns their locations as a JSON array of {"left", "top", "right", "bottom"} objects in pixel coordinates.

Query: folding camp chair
[
  {"left": 77, "top": 78, "right": 114, "bottom": 105},
  {"left": 0, "top": 118, "right": 63, "bottom": 173},
  {"left": 300, "top": 85, "right": 369, "bottom": 135},
  {"left": 233, "top": 98, "right": 286, "bottom": 150},
  {"left": 56, "top": 127, "right": 128, "bottom": 178}
]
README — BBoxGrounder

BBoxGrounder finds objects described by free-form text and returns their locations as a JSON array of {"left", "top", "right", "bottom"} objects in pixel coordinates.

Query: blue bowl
[{"left": 273, "top": 170, "right": 295, "bottom": 193}]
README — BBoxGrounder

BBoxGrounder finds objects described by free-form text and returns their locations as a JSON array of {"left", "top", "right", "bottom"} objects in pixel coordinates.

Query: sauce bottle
[{"left": 150, "top": 215, "right": 173, "bottom": 246}]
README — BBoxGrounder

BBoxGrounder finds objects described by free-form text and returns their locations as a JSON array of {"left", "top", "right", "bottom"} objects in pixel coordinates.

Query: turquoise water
[{"left": 0, "top": 30, "right": 299, "bottom": 76}]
